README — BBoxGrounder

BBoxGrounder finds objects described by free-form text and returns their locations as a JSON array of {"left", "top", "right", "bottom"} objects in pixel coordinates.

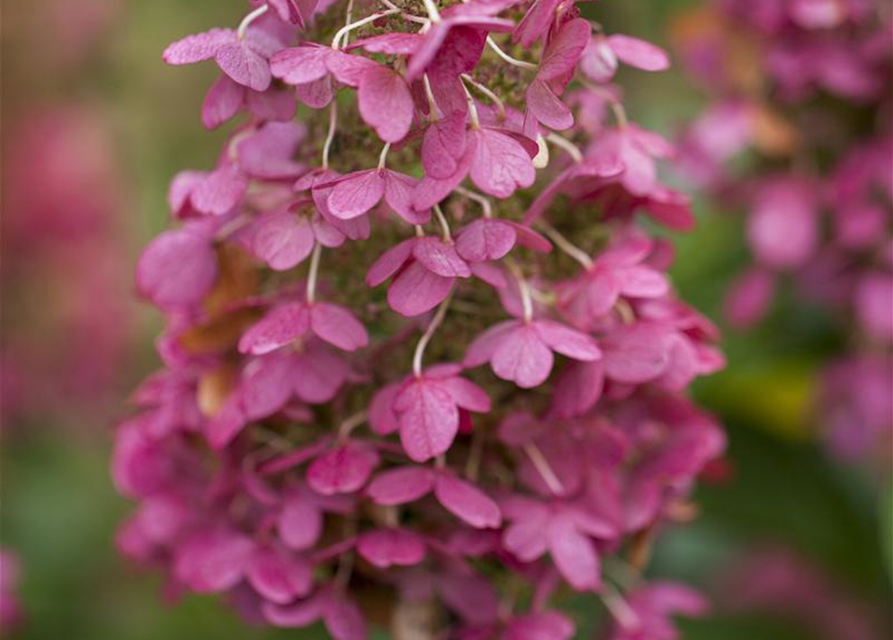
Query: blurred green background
[{"left": 1, "top": 1, "right": 890, "bottom": 639}]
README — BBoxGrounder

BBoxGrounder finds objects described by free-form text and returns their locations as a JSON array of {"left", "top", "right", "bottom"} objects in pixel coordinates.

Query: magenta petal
[
  {"left": 492, "top": 325, "right": 554, "bottom": 388},
  {"left": 532, "top": 320, "right": 601, "bottom": 361},
  {"left": 455, "top": 219, "right": 517, "bottom": 262},
  {"left": 601, "top": 323, "right": 671, "bottom": 383},
  {"left": 163, "top": 29, "right": 236, "bottom": 65},
  {"left": 310, "top": 303, "right": 369, "bottom": 352},
  {"left": 551, "top": 360, "right": 604, "bottom": 419},
  {"left": 323, "top": 594, "right": 368, "bottom": 640},
  {"left": 356, "top": 528, "right": 426, "bottom": 568},
  {"left": 191, "top": 162, "right": 248, "bottom": 215},
  {"left": 366, "top": 466, "right": 436, "bottom": 505},
  {"left": 306, "top": 445, "right": 379, "bottom": 495},
  {"left": 434, "top": 473, "right": 502, "bottom": 528},
  {"left": 270, "top": 45, "right": 331, "bottom": 85},
  {"left": 422, "top": 113, "right": 468, "bottom": 179},
  {"left": 413, "top": 148, "right": 474, "bottom": 210},
  {"left": 394, "top": 378, "right": 460, "bottom": 462},
  {"left": 291, "top": 346, "right": 348, "bottom": 404},
  {"left": 253, "top": 212, "right": 315, "bottom": 271},
  {"left": 173, "top": 528, "right": 253, "bottom": 593},
  {"left": 357, "top": 66, "right": 414, "bottom": 142},
  {"left": 327, "top": 170, "right": 386, "bottom": 220},
  {"left": 246, "top": 547, "right": 313, "bottom": 604},
  {"left": 383, "top": 171, "right": 430, "bottom": 224},
  {"left": 368, "top": 382, "right": 401, "bottom": 436},
  {"left": 527, "top": 80, "right": 574, "bottom": 131},
  {"left": 388, "top": 262, "right": 454, "bottom": 317},
  {"left": 295, "top": 76, "right": 334, "bottom": 108},
  {"left": 606, "top": 34, "right": 670, "bottom": 72},
  {"left": 263, "top": 593, "right": 326, "bottom": 628},
  {"left": 206, "top": 393, "right": 247, "bottom": 448},
  {"left": 464, "top": 320, "right": 517, "bottom": 368},
  {"left": 239, "top": 303, "right": 311, "bottom": 355},
  {"left": 240, "top": 353, "right": 294, "bottom": 419},
  {"left": 348, "top": 33, "right": 423, "bottom": 55},
  {"left": 548, "top": 517, "right": 601, "bottom": 591},
  {"left": 539, "top": 18, "right": 591, "bottom": 80},
  {"left": 278, "top": 492, "right": 323, "bottom": 550},
  {"left": 202, "top": 74, "right": 245, "bottom": 129},
  {"left": 215, "top": 41, "right": 272, "bottom": 92},
  {"left": 366, "top": 238, "right": 415, "bottom": 287},
  {"left": 469, "top": 128, "right": 536, "bottom": 198},
  {"left": 412, "top": 237, "right": 472, "bottom": 278},
  {"left": 137, "top": 228, "right": 218, "bottom": 310},
  {"left": 439, "top": 376, "right": 491, "bottom": 413},
  {"left": 504, "top": 611, "right": 576, "bottom": 640},
  {"left": 438, "top": 572, "right": 500, "bottom": 626}
]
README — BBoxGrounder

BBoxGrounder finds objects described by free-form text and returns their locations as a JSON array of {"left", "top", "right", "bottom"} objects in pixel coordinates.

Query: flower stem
[
  {"left": 322, "top": 102, "right": 338, "bottom": 169},
  {"left": 412, "top": 292, "right": 453, "bottom": 377},
  {"left": 237, "top": 4, "right": 268, "bottom": 40},
  {"left": 486, "top": 36, "right": 537, "bottom": 70},
  {"left": 306, "top": 244, "right": 322, "bottom": 303}
]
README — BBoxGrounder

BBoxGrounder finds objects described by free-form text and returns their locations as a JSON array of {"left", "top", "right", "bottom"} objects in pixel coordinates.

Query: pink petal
[
  {"left": 236, "top": 121, "right": 306, "bottom": 179},
  {"left": 270, "top": 45, "right": 331, "bottom": 85},
  {"left": 366, "top": 238, "right": 415, "bottom": 287},
  {"left": 513, "top": 0, "right": 562, "bottom": 48},
  {"left": 455, "top": 219, "right": 517, "bottom": 262},
  {"left": 412, "top": 237, "right": 472, "bottom": 278},
  {"left": 413, "top": 149, "right": 474, "bottom": 209},
  {"left": 191, "top": 162, "right": 248, "bottom": 215},
  {"left": 173, "top": 528, "right": 253, "bottom": 593},
  {"left": 253, "top": 212, "right": 315, "bottom": 271},
  {"left": 438, "top": 573, "right": 500, "bottom": 626},
  {"left": 206, "top": 394, "right": 247, "bottom": 448},
  {"left": 551, "top": 360, "right": 604, "bottom": 419},
  {"left": 388, "top": 262, "right": 454, "bottom": 317},
  {"left": 606, "top": 34, "right": 670, "bottom": 72},
  {"left": 278, "top": 492, "right": 323, "bottom": 550},
  {"left": 532, "top": 320, "right": 601, "bottom": 361},
  {"left": 327, "top": 170, "right": 386, "bottom": 220},
  {"left": 464, "top": 320, "right": 517, "bottom": 368},
  {"left": 394, "top": 378, "right": 460, "bottom": 462},
  {"left": 163, "top": 29, "right": 236, "bottom": 65},
  {"left": 580, "top": 37, "right": 618, "bottom": 82},
  {"left": 307, "top": 445, "right": 379, "bottom": 495},
  {"left": 295, "top": 76, "right": 334, "bottom": 108},
  {"left": 263, "top": 593, "right": 325, "bottom": 627},
  {"left": 469, "top": 128, "right": 536, "bottom": 198},
  {"left": 291, "top": 346, "right": 348, "bottom": 404},
  {"left": 240, "top": 353, "right": 294, "bottom": 419},
  {"left": 366, "top": 466, "right": 436, "bottom": 504},
  {"left": 239, "top": 303, "right": 311, "bottom": 355},
  {"left": 325, "top": 50, "right": 379, "bottom": 87},
  {"left": 368, "top": 382, "right": 401, "bottom": 436},
  {"left": 202, "top": 74, "right": 244, "bottom": 130},
  {"left": 356, "top": 529, "right": 426, "bottom": 568},
  {"left": 348, "top": 33, "right": 423, "bottom": 55},
  {"left": 539, "top": 19, "right": 591, "bottom": 79},
  {"left": 527, "top": 80, "right": 573, "bottom": 131},
  {"left": 383, "top": 170, "right": 430, "bottom": 224},
  {"left": 246, "top": 547, "right": 313, "bottom": 604},
  {"left": 422, "top": 113, "right": 468, "bottom": 179},
  {"left": 357, "top": 66, "right": 414, "bottom": 142},
  {"left": 310, "top": 303, "right": 369, "bottom": 352},
  {"left": 439, "top": 376, "right": 491, "bottom": 413},
  {"left": 548, "top": 517, "right": 601, "bottom": 591},
  {"left": 434, "top": 474, "right": 502, "bottom": 528},
  {"left": 323, "top": 594, "right": 368, "bottom": 640},
  {"left": 504, "top": 611, "right": 576, "bottom": 640},
  {"left": 618, "top": 265, "right": 669, "bottom": 297},
  {"left": 601, "top": 323, "right": 672, "bottom": 383},
  {"left": 137, "top": 228, "right": 217, "bottom": 310},
  {"left": 491, "top": 325, "right": 554, "bottom": 388},
  {"left": 215, "top": 41, "right": 272, "bottom": 91}
]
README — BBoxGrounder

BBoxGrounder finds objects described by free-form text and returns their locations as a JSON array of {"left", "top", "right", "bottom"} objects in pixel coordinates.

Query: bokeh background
[{"left": 1, "top": 1, "right": 890, "bottom": 639}]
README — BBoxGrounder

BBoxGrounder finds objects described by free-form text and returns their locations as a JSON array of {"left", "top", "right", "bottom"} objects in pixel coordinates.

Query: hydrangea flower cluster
[
  {"left": 114, "top": 1, "right": 724, "bottom": 638},
  {"left": 674, "top": 0, "right": 891, "bottom": 465}
]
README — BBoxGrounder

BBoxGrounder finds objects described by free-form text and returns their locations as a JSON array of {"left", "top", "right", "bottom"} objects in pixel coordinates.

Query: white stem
[
  {"left": 506, "top": 258, "right": 534, "bottom": 322},
  {"left": 433, "top": 204, "right": 452, "bottom": 241},
  {"left": 378, "top": 142, "right": 391, "bottom": 169},
  {"left": 460, "top": 80, "right": 481, "bottom": 129},
  {"left": 602, "top": 585, "right": 641, "bottom": 631},
  {"left": 486, "top": 36, "right": 538, "bottom": 70},
  {"left": 423, "top": 74, "right": 440, "bottom": 118},
  {"left": 338, "top": 411, "right": 368, "bottom": 440},
  {"left": 414, "top": 224, "right": 426, "bottom": 238},
  {"left": 455, "top": 187, "right": 492, "bottom": 218},
  {"left": 332, "top": 9, "right": 399, "bottom": 49},
  {"left": 412, "top": 293, "right": 452, "bottom": 377},
  {"left": 306, "top": 244, "right": 322, "bottom": 303},
  {"left": 421, "top": 0, "right": 441, "bottom": 22},
  {"left": 538, "top": 222, "right": 593, "bottom": 269},
  {"left": 524, "top": 443, "right": 565, "bottom": 495},
  {"left": 238, "top": 4, "right": 269, "bottom": 40},
  {"left": 611, "top": 101, "right": 629, "bottom": 129},
  {"left": 322, "top": 102, "right": 338, "bottom": 169},
  {"left": 546, "top": 133, "right": 583, "bottom": 163},
  {"left": 380, "top": 0, "right": 430, "bottom": 24},
  {"left": 461, "top": 74, "right": 505, "bottom": 120}
]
